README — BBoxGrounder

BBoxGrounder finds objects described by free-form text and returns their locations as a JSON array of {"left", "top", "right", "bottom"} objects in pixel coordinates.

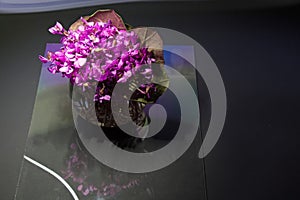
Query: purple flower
[
  {"left": 38, "top": 55, "right": 48, "bottom": 63},
  {"left": 48, "top": 22, "right": 65, "bottom": 35},
  {"left": 99, "top": 95, "right": 111, "bottom": 101},
  {"left": 117, "top": 70, "right": 132, "bottom": 83},
  {"left": 82, "top": 188, "right": 90, "bottom": 196},
  {"left": 39, "top": 18, "right": 156, "bottom": 104},
  {"left": 77, "top": 184, "right": 83, "bottom": 191}
]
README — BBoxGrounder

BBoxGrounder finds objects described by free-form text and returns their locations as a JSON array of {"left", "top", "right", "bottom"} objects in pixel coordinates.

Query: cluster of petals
[{"left": 39, "top": 18, "right": 156, "bottom": 102}]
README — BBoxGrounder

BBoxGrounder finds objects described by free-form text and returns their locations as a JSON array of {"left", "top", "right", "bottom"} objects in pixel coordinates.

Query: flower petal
[{"left": 39, "top": 55, "right": 48, "bottom": 63}]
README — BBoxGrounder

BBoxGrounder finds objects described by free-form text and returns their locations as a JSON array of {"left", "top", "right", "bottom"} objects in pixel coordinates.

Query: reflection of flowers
[{"left": 61, "top": 142, "right": 141, "bottom": 198}]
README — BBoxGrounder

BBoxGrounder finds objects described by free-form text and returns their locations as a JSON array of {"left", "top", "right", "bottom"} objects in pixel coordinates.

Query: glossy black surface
[{"left": 1, "top": 2, "right": 300, "bottom": 200}]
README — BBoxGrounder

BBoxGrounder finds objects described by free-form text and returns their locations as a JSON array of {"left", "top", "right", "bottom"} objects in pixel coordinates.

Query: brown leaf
[
  {"left": 88, "top": 9, "right": 126, "bottom": 30},
  {"left": 132, "top": 27, "right": 170, "bottom": 95},
  {"left": 132, "top": 27, "right": 163, "bottom": 60},
  {"left": 69, "top": 9, "right": 127, "bottom": 31}
]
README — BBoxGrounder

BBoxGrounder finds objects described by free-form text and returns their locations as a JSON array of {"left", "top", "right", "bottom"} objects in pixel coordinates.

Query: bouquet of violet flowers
[{"left": 39, "top": 9, "right": 169, "bottom": 128}]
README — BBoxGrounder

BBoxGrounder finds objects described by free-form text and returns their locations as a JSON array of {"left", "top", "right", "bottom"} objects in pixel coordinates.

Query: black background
[{"left": 1, "top": 1, "right": 300, "bottom": 200}]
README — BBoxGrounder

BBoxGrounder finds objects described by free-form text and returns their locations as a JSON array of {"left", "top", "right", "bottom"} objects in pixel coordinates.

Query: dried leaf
[
  {"left": 69, "top": 9, "right": 126, "bottom": 31},
  {"left": 131, "top": 27, "right": 170, "bottom": 103},
  {"left": 132, "top": 27, "right": 163, "bottom": 59},
  {"left": 88, "top": 9, "right": 126, "bottom": 30}
]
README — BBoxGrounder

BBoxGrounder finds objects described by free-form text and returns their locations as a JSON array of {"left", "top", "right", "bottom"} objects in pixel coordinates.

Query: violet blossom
[{"left": 39, "top": 17, "right": 156, "bottom": 103}]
